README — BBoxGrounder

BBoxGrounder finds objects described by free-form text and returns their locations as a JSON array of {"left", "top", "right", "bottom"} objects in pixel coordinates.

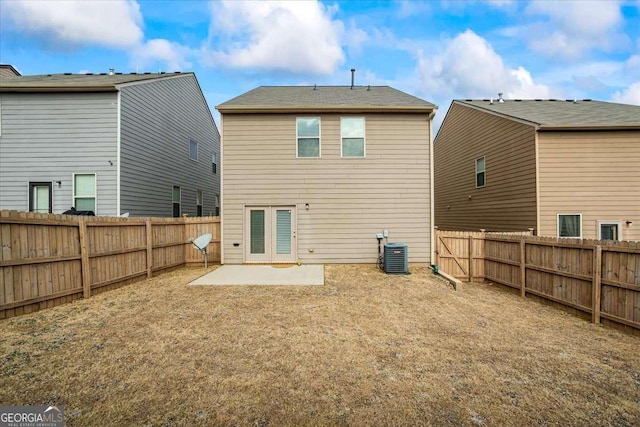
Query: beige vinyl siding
[
  {"left": 537, "top": 131, "right": 640, "bottom": 241},
  {"left": 222, "top": 113, "right": 431, "bottom": 264},
  {"left": 434, "top": 103, "right": 537, "bottom": 231}
]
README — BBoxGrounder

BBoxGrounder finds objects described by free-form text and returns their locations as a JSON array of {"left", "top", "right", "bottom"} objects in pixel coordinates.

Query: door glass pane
[
  {"left": 250, "top": 210, "right": 265, "bottom": 254},
  {"left": 276, "top": 210, "right": 291, "bottom": 254},
  {"left": 34, "top": 186, "right": 49, "bottom": 213}
]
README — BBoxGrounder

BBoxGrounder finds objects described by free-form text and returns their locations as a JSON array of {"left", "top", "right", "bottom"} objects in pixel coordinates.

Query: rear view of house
[
  {"left": 217, "top": 85, "right": 437, "bottom": 264},
  {"left": 434, "top": 97, "right": 640, "bottom": 240},
  {"left": 0, "top": 70, "right": 220, "bottom": 217}
]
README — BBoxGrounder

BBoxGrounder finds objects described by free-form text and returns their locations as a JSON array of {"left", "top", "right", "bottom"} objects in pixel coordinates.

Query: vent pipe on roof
[
  {"left": 109, "top": 68, "right": 115, "bottom": 75},
  {"left": 498, "top": 92, "right": 504, "bottom": 103},
  {"left": 351, "top": 68, "right": 355, "bottom": 90}
]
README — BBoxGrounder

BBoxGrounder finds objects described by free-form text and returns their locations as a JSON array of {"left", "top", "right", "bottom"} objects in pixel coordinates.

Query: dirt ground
[{"left": 1, "top": 265, "right": 639, "bottom": 426}]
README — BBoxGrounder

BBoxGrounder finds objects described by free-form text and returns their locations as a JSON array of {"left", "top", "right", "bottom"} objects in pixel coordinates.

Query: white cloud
[
  {"left": 611, "top": 82, "right": 640, "bottom": 105},
  {"left": 132, "top": 39, "right": 193, "bottom": 71},
  {"left": 525, "top": 0, "right": 627, "bottom": 59},
  {"left": 2, "top": 0, "right": 143, "bottom": 49},
  {"left": 416, "top": 30, "right": 551, "bottom": 100},
  {"left": 203, "top": 0, "right": 345, "bottom": 74}
]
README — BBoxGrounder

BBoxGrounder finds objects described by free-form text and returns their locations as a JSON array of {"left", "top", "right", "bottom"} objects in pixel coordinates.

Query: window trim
[
  {"left": 189, "top": 139, "right": 198, "bottom": 161},
  {"left": 172, "top": 185, "right": 181, "bottom": 218},
  {"left": 597, "top": 220, "right": 623, "bottom": 241},
  {"left": 340, "top": 116, "right": 366, "bottom": 158},
  {"left": 296, "top": 117, "right": 321, "bottom": 158},
  {"left": 72, "top": 173, "right": 97, "bottom": 213},
  {"left": 475, "top": 156, "right": 486, "bottom": 188},
  {"left": 557, "top": 213, "right": 582, "bottom": 239}
]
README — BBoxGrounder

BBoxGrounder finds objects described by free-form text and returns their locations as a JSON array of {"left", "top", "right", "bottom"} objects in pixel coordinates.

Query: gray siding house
[
  {"left": 217, "top": 86, "right": 437, "bottom": 265},
  {"left": 0, "top": 71, "right": 220, "bottom": 217}
]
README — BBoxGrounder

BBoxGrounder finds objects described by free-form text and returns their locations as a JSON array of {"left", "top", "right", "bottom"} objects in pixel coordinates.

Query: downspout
[
  {"left": 116, "top": 90, "right": 121, "bottom": 216},
  {"left": 429, "top": 110, "right": 435, "bottom": 266},
  {"left": 534, "top": 129, "right": 540, "bottom": 235},
  {"left": 220, "top": 114, "right": 224, "bottom": 265}
]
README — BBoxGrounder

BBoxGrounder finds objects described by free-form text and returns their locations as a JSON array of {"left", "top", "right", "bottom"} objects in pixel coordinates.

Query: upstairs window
[
  {"left": 74, "top": 173, "right": 96, "bottom": 213},
  {"left": 475, "top": 157, "right": 485, "bottom": 188},
  {"left": 296, "top": 117, "right": 320, "bottom": 158},
  {"left": 189, "top": 139, "right": 198, "bottom": 161},
  {"left": 212, "top": 152, "right": 217, "bottom": 174},
  {"left": 341, "top": 117, "right": 365, "bottom": 157},
  {"left": 172, "top": 186, "right": 181, "bottom": 217}
]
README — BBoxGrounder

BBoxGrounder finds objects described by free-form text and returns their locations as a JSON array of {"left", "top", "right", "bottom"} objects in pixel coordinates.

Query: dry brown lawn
[{"left": 1, "top": 265, "right": 639, "bottom": 426}]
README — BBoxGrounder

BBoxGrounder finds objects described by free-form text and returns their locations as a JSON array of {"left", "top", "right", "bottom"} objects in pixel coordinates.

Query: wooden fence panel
[
  {"left": 436, "top": 229, "right": 640, "bottom": 335},
  {"left": 0, "top": 211, "right": 220, "bottom": 319}
]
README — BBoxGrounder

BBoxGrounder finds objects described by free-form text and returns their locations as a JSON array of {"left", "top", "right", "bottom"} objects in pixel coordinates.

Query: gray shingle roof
[
  {"left": 217, "top": 86, "right": 436, "bottom": 113},
  {"left": 0, "top": 72, "right": 190, "bottom": 92},
  {"left": 456, "top": 99, "right": 640, "bottom": 129}
]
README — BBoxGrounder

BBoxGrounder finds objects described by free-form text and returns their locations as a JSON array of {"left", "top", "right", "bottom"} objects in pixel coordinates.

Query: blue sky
[{"left": 1, "top": 0, "right": 639, "bottom": 129}]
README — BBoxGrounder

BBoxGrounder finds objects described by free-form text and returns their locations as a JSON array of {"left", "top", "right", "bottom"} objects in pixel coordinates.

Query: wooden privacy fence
[
  {"left": 435, "top": 228, "right": 640, "bottom": 335},
  {"left": 0, "top": 210, "right": 220, "bottom": 319}
]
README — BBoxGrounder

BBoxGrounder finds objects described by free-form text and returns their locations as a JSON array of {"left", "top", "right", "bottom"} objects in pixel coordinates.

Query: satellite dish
[
  {"left": 120, "top": 212, "right": 130, "bottom": 217},
  {"left": 190, "top": 233, "right": 212, "bottom": 267}
]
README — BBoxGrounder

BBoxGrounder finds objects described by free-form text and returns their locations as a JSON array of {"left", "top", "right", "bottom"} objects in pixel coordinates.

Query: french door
[{"left": 245, "top": 206, "right": 296, "bottom": 263}]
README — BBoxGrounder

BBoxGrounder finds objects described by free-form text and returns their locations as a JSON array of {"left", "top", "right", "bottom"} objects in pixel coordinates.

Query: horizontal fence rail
[
  {"left": 435, "top": 228, "right": 640, "bottom": 335},
  {"left": 0, "top": 210, "right": 220, "bottom": 319}
]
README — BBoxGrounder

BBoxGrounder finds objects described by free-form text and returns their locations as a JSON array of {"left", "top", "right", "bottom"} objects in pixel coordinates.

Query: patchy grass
[{"left": 1, "top": 265, "right": 639, "bottom": 426}]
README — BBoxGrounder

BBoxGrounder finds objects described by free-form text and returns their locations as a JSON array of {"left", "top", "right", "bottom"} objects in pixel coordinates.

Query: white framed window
[
  {"left": 597, "top": 221, "right": 622, "bottom": 241},
  {"left": 196, "top": 190, "right": 203, "bottom": 217},
  {"left": 557, "top": 213, "right": 582, "bottom": 238},
  {"left": 73, "top": 173, "right": 96, "bottom": 213},
  {"left": 212, "top": 152, "right": 217, "bottom": 174},
  {"left": 172, "top": 186, "right": 181, "bottom": 217},
  {"left": 189, "top": 139, "right": 198, "bottom": 161},
  {"left": 341, "top": 117, "right": 365, "bottom": 158},
  {"left": 296, "top": 117, "right": 320, "bottom": 158},
  {"left": 475, "top": 157, "right": 485, "bottom": 188}
]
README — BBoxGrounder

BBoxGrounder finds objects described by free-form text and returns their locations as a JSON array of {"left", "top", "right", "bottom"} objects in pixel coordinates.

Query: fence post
[
  {"left": 79, "top": 220, "right": 91, "bottom": 299},
  {"left": 468, "top": 235, "right": 474, "bottom": 282},
  {"left": 519, "top": 238, "right": 526, "bottom": 298},
  {"left": 146, "top": 219, "right": 153, "bottom": 278},
  {"left": 592, "top": 245, "right": 602, "bottom": 323}
]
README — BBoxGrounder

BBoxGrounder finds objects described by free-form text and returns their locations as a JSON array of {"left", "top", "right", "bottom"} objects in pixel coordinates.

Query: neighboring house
[
  {"left": 434, "top": 97, "right": 640, "bottom": 241},
  {"left": 0, "top": 70, "right": 220, "bottom": 217},
  {"left": 216, "top": 85, "right": 437, "bottom": 264},
  {"left": 0, "top": 64, "right": 21, "bottom": 78}
]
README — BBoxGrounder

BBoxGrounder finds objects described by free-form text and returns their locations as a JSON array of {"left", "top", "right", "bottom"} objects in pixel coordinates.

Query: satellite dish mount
[{"left": 190, "top": 233, "right": 212, "bottom": 268}]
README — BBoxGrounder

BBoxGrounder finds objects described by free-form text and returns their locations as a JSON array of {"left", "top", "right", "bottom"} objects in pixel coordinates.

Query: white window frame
[
  {"left": 172, "top": 185, "right": 181, "bottom": 217},
  {"left": 189, "top": 139, "right": 198, "bottom": 161},
  {"left": 196, "top": 190, "right": 203, "bottom": 217},
  {"left": 597, "top": 220, "right": 623, "bottom": 241},
  {"left": 557, "top": 213, "right": 582, "bottom": 238},
  {"left": 340, "top": 117, "right": 366, "bottom": 158},
  {"left": 296, "top": 117, "right": 321, "bottom": 158},
  {"left": 72, "top": 173, "right": 97, "bottom": 213},
  {"left": 475, "top": 156, "right": 486, "bottom": 188}
]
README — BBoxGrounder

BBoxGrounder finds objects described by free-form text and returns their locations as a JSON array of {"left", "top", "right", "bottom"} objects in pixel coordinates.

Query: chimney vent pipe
[{"left": 351, "top": 68, "right": 355, "bottom": 90}]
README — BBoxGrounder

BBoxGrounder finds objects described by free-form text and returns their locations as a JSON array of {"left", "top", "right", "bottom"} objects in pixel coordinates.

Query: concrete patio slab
[{"left": 188, "top": 264, "right": 324, "bottom": 286}]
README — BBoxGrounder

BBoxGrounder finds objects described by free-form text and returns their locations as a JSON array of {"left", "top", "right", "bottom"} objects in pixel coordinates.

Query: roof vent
[
  {"left": 514, "top": 99, "right": 522, "bottom": 102},
  {"left": 583, "top": 99, "right": 592, "bottom": 102},
  {"left": 313, "top": 84, "right": 317, "bottom": 90},
  {"left": 64, "top": 72, "right": 72, "bottom": 75},
  {"left": 498, "top": 92, "right": 504, "bottom": 103},
  {"left": 115, "top": 72, "right": 123, "bottom": 75},
  {"left": 350, "top": 68, "right": 355, "bottom": 90},
  {"left": 489, "top": 98, "right": 494, "bottom": 105},
  {"left": 99, "top": 73, "right": 106, "bottom": 75},
  {"left": 109, "top": 68, "right": 115, "bottom": 75},
  {"left": 367, "top": 85, "right": 371, "bottom": 91},
  {"left": 535, "top": 99, "right": 542, "bottom": 101},
  {"left": 130, "top": 72, "right": 137, "bottom": 75},
  {"left": 175, "top": 71, "right": 181, "bottom": 74}
]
